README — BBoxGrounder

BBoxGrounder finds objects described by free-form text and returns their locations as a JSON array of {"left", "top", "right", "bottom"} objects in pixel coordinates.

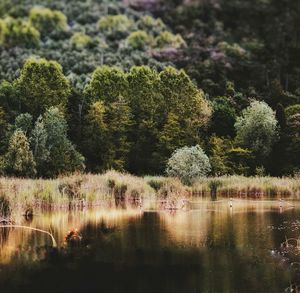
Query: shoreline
[{"left": 0, "top": 171, "right": 300, "bottom": 218}]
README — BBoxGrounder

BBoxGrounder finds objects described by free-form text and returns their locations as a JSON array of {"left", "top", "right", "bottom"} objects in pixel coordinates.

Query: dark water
[{"left": 0, "top": 200, "right": 300, "bottom": 293}]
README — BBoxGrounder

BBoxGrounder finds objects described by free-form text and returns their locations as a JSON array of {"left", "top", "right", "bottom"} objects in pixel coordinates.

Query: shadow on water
[{"left": 0, "top": 201, "right": 300, "bottom": 292}]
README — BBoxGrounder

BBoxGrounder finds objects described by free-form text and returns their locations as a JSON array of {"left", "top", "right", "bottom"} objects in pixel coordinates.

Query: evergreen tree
[
  {"left": 5, "top": 129, "right": 36, "bottom": 177},
  {"left": 15, "top": 58, "right": 71, "bottom": 117}
]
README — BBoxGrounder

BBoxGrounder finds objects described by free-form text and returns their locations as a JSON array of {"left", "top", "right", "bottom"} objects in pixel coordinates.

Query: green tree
[
  {"left": 127, "top": 66, "right": 161, "bottom": 174},
  {"left": 166, "top": 145, "right": 211, "bottom": 184},
  {"left": 41, "top": 107, "right": 84, "bottom": 177},
  {"left": 0, "top": 17, "right": 40, "bottom": 48},
  {"left": 15, "top": 58, "right": 71, "bottom": 117},
  {"left": 5, "top": 129, "right": 36, "bottom": 177},
  {"left": 98, "top": 15, "right": 133, "bottom": 38},
  {"left": 84, "top": 66, "right": 128, "bottom": 104},
  {"left": 30, "top": 116, "right": 49, "bottom": 175},
  {"left": 155, "top": 31, "right": 185, "bottom": 49},
  {"left": 210, "top": 97, "right": 236, "bottom": 137},
  {"left": 29, "top": 7, "right": 67, "bottom": 36},
  {"left": 235, "top": 101, "right": 278, "bottom": 160},
  {"left": 14, "top": 113, "right": 33, "bottom": 135},
  {"left": 127, "top": 30, "right": 152, "bottom": 50}
]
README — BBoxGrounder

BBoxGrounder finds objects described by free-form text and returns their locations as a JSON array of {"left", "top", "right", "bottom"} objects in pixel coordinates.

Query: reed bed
[
  {"left": 192, "top": 176, "right": 300, "bottom": 199},
  {"left": 0, "top": 172, "right": 299, "bottom": 218}
]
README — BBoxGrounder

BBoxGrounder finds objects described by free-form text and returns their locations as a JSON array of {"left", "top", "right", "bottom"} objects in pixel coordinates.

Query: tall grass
[
  {"left": 0, "top": 171, "right": 155, "bottom": 216},
  {"left": 0, "top": 172, "right": 300, "bottom": 217},
  {"left": 192, "top": 176, "right": 300, "bottom": 199}
]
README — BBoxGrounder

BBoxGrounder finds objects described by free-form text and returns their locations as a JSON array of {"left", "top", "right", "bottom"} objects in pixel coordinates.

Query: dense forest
[{"left": 0, "top": 0, "right": 299, "bottom": 178}]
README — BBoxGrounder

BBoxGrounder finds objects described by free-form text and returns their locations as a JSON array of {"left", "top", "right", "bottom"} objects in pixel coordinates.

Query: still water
[{"left": 0, "top": 200, "right": 300, "bottom": 292}]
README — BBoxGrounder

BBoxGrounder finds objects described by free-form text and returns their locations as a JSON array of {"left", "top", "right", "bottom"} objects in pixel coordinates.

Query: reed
[
  {"left": 0, "top": 172, "right": 299, "bottom": 216},
  {"left": 192, "top": 176, "right": 300, "bottom": 199}
]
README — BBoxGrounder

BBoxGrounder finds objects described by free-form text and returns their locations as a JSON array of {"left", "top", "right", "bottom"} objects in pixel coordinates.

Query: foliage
[
  {"left": 98, "top": 15, "right": 133, "bottom": 37},
  {"left": 15, "top": 58, "right": 71, "bottom": 117},
  {"left": 0, "top": 17, "right": 40, "bottom": 48},
  {"left": 71, "top": 32, "right": 92, "bottom": 49},
  {"left": 127, "top": 30, "right": 152, "bottom": 50},
  {"left": 155, "top": 31, "right": 186, "bottom": 49},
  {"left": 166, "top": 145, "right": 211, "bottom": 184},
  {"left": 29, "top": 7, "right": 67, "bottom": 36},
  {"left": 235, "top": 101, "right": 278, "bottom": 160},
  {"left": 5, "top": 129, "right": 36, "bottom": 177}
]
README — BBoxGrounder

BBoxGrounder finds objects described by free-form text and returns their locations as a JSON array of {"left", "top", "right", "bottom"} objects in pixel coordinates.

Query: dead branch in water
[{"left": 0, "top": 225, "right": 57, "bottom": 247}]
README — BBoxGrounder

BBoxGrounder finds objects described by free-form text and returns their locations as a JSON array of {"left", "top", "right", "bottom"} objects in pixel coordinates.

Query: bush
[
  {"left": 98, "top": 15, "right": 133, "bottom": 37},
  {"left": 127, "top": 30, "right": 152, "bottom": 50},
  {"left": 29, "top": 7, "right": 68, "bottom": 35},
  {"left": 155, "top": 31, "right": 185, "bottom": 49},
  {"left": 166, "top": 145, "right": 211, "bottom": 184},
  {"left": 71, "top": 32, "right": 92, "bottom": 49},
  {"left": 0, "top": 17, "right": 40, "bottom": 47}
]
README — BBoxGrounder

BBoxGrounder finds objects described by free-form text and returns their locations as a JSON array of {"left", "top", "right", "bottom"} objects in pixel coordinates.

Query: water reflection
[{"left": 0, "top": 200, "right": 299, "bottom": 292}]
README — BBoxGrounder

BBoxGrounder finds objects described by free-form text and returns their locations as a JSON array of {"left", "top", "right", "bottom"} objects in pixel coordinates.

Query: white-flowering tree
[
  {"left": 235, "top": 101, "right": 278, "bottom": 159},
  {"left": 166, "top": 145, "right": 211, "bottom": 184}
]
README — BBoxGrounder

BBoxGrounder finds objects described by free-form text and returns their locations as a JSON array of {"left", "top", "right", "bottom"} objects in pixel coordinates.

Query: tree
[
  {"left": 235, "top": 101, "right": 278, "bottom": 160},
  {"left": 30, "top": 116, "right": 49, "bottom": 175},
  {"left": 98, "top": 15, "right": 133, "bottom": 38},
  {"left": 127, "top": 65, "right": 161, "bottom": 174},
  {"left": 41, "top": 107, "right": 84, "bottom": 177},
  {"left": 29, "top": 7, "right": 67, "bottom": 36},
  {"left": 84, "top": 66, "right": 128, "bottom": 104},
  {"left": 0, "top": 17, "right": 40, "bottom": 48},
  {"left": 127, "top": 30, "right": 152, "bottom": 50},
  {"left": 155, "top": 31, "right": 185, "bottom": 49},
  {"left": 5, "top": 130, "right": 36, "bottom": 177},
  {"left": 15, "top": 58, "right": 71, "bottom": 117},
  {"left": 14, "top": 113, "right": 33, "bottom": 135},
  {"left": 210, "top": 97, "right": 236, "bottom": 137},
  {"left": 166, "top": 145, "right": 211, "bottom": 184}
]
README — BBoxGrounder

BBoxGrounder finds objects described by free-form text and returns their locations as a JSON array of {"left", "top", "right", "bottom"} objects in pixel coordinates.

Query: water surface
[{"left": 0, "top": 200, "right": 299, "bottom": 292}]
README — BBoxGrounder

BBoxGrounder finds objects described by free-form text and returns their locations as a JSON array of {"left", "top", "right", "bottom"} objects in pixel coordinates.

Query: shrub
[
  {"left": 127, "top": 30, "right": 152, "bottom": 50},
  {"left": 0, "top": 17, "right": 40, "bottom": 47},
  {"left": 98, "top": 15, "right": 133, "bottom": 36},
  {"left": 166, "top": 145, "right": 211, "bottom": 184},
  {"left": 155, "top": 31, "right": 185, "bottom": 49},
  {"left": 71, "top": 32, "right": 92, "bottom": 49},
  {"left": 29, "top": 7, "right": 68, "bottom": 35}
]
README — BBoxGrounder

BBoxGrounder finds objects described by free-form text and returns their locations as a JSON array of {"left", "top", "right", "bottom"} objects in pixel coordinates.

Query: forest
[{"left": 0, "top": 0, "right": 299, "bottom": 179}]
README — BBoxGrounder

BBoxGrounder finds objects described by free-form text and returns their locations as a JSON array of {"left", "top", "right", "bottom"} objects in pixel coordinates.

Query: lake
[{"left": 0, "top": 199, "right": 299, "bottom": 292}]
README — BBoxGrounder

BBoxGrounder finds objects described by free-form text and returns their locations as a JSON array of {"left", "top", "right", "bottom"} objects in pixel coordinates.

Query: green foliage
[
  {"left": 286, "top": 105, "right": 300, "bottom": 118},
  {"left": 15, "top": 58, "right": 71, "bottom": 117},
  {"left": 235, "top": 101, "right": 278, "bottom": 160},
  {"left": 71, "top": 32, "right": 92, "bottom": 49},
  {"left": 98, "top": 15, "right": 133, "bottom": 37},
  {"left": 210, "top": 97, "right": 236, "bottom": 137},
  {"left": 84, "top": 65, "right": 128, "bottom": 103},
  {"left": 30, "top": 116, "right": 49, "bottom": 175},
  {"left": 14, "top": 113, "right": 33, "bottom": 135},
  {"left": 166, "top": 145, "right": 211, "bottom": 185},
  {"left": 155, "top": 31, "right": 185, "bottom": 49},
  {"left": 5, "top": 129, "right": 36, "bottom": 177},
  {"left": 41, "top": 107, "right": 84, "bottom": 177},
  {"left": 127, "top": 30, "right": 152, "bottom": 50},
  {"left": 137, "top": 15, "right": 166, "bottom": 33},
  {"left": 0, "top": 17, "right": 40, "bottom": 48},
  {"left": 29, "top": 7, "right": 67, "bottom": 36}
]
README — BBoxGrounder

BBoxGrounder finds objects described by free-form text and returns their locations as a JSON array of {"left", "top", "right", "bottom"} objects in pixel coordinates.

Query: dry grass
[
  {"left": 192, "top": 176, "right": 300, "bottom": 199},
  {"left": 0, "top": 171, "right": 155, "bottom": 217},
  {"left": 0, "top": 172, "right": 299, "bottom": 218}
]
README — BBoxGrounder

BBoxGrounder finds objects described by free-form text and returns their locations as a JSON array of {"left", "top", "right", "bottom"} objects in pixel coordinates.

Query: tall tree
[
  {"left": 235, "top": 101, "right": 278, "bottom": 161},
  {"left": 5, "top": 129, "right": 36, "bottom": 177},
  {"left": 15, "top": 58, "right": 71, "bottom": 117}
]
